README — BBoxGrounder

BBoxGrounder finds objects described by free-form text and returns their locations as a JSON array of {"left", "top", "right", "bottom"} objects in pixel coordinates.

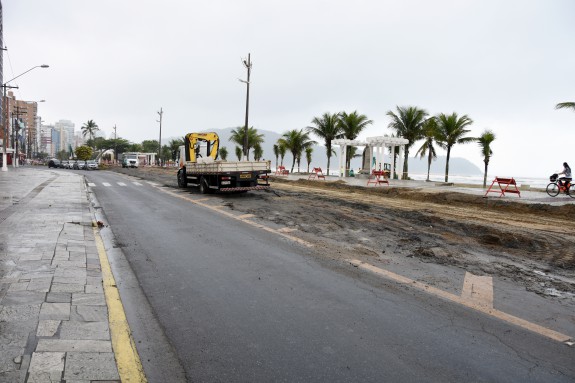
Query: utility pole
[
  {"left": 240, "top": 53, "right": 252, "bottom": 161},
  {"left": 112, "top": 124, "right": 117, "bottom": 164},
  {"left": 157, "top": 108, "right": 163, "bottom": 166}
]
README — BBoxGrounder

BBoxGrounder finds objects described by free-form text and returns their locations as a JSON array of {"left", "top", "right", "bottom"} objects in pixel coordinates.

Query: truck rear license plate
[{"left": 240, "top": 174, "right": 251, "bottom": 179}]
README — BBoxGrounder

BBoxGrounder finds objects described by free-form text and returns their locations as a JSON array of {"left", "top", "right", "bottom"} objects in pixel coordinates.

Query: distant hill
[
  {"left": 408, "top": 156, "right": 482, "bottom": 176},
  {"left": 163, "top": 128, "right": 482, "bottom": 176}
]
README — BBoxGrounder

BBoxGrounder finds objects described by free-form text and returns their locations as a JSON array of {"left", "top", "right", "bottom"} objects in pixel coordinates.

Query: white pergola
[{"left": 332, "top": 136, "right": 409, "bottom": 178}]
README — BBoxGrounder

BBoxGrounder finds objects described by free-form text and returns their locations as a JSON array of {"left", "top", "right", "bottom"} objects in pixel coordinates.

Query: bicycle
[{"left": 546, "top": 174, "right": 575, "bottom": 198}]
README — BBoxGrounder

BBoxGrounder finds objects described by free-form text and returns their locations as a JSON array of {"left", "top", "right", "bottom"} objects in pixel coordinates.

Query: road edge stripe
[
  {"left": 349, "top": 259, "right": 572, "bottom": 344},
  {"left": 94, "top": 225, "right": 148, "bottom": 382}
]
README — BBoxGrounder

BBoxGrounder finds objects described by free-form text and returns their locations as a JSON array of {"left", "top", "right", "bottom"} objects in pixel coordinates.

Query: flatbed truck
[{"left": 176, "top": 132, "right": 271, "bottom": 193}]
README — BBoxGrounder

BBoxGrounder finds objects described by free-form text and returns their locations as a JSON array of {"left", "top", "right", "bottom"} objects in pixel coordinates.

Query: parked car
[
  {"left": 73, "top": 161, "right": 86, "bottom": 170},
  {"left": 86, "top": 160, "right": 98, "bottom": 170},
  {"left": 48, "top": 159, "right": 60, "bottom": 168},
  {"left": 61, "top": 160, "right": 69, "bottom": 169}
]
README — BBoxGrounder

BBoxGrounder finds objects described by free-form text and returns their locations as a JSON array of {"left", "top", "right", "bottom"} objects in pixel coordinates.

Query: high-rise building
[
  {"left": 55, "top": 119, "right": 75, "bottom": 154},
  {"left": 0, "top": 1, "right": 4, "bottom": 150},
  {"left": 40, "top": 124, "right": 54, "bottom": 156},
  {"left": 3, "top": 91, "right": 39, "bottom": 159},
  {"left": 51, "top": 127, "right": 61, "bottom": 156}
]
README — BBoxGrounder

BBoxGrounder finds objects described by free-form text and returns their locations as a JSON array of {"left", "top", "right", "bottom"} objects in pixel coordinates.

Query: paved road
[{"left": 85, "top": 169, "right": 574, "bottom": 382}]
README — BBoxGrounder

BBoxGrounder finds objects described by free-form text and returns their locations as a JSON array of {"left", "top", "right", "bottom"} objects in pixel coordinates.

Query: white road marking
[
  {"left": 87, "top": 183, "right": 96, "bottom": 187},
  {"left": 133, "top": 182, "right": 143, "bottom": 186},
  {"left": 102, "top": 182, "right": 112, "bottom": 187},
  {"left": 118, "top": 182, "right": 127, "bottom": 186}
]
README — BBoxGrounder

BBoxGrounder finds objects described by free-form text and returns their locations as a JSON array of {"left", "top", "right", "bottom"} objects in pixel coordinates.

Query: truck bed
[{"left": 183, "top": 160, "right": 270, "bottom": 174}]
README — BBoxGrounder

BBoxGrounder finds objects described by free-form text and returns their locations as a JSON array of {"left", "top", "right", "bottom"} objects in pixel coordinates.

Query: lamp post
[
  {"left": 2, "top": 64, "right": 49, "bottom": 171},
  {"left": 239, "top": 53, "right": 251, "bottom": 161}
]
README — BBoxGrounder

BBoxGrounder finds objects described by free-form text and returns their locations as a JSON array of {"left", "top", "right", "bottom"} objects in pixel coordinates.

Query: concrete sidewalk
[
  {"left": 0, "top": 168, "right": 120, "bottom": 382},
  {"left": 282, "top": 173, "right": 575, "bottom": 206}
]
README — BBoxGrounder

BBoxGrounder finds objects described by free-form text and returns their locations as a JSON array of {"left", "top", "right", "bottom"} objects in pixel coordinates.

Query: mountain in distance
[{"left": 163, "top": 128, "right": 482, "bottom": 176}]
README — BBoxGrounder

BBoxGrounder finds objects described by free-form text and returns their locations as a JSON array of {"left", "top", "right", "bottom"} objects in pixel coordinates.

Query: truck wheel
[
  {"left": 177, "top": 169, "right": 187, "bottom": 188},
  {"left": 199, "top": 177, "right": 210, "bottom": 194}
]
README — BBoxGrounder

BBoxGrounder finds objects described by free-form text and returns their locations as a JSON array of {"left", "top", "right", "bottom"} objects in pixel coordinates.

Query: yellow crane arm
[{"left": 184, "top": 132, "right": 220, "bottom": 163}]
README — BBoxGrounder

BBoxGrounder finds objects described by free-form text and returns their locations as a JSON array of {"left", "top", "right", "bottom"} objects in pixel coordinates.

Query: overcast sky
[{"left": 4, "top": 0, "right": 574, "bottom": 177}]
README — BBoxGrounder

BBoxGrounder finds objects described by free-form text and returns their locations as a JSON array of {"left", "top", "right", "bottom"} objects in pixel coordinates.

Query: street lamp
[{"left": 2, "top": 64, "right": 49, "bottom": 171}]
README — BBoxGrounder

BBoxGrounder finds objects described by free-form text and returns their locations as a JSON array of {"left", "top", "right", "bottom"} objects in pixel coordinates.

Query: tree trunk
[
  {"left": 326, "top": 143, "right": 331, "bottom": 176},
  {"left": 483, "top": 159, "right": 489, "bottom": 188},
  {"left": 290, "top": 156, "right": 296, "bottom": 174},
  {"left": 426, "top": 150, "right": 432, "bottom": 182},
  {"left": 444, "top": 146, "right": 451, "bottom": 182},
  {"left": 402, "top": 147, "right": 410, "bottom": 180}
]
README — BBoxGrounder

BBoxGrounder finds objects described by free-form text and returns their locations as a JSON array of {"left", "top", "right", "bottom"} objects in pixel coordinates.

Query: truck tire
[
  {"left": 177, "top": 168, "right": 187, "bottom": 188},
  {"left": 199, "top": 176, "right": 210, "bottom": 194}
]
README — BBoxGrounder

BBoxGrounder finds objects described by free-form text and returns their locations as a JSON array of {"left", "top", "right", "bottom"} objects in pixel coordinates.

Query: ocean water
[{"left": 280, "top": 167, "right": 551, "bottom": 189}]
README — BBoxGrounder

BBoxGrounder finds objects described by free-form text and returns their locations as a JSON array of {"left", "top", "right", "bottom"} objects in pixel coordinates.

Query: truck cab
[{"left": 122, "top": 153, "right": 139, "bottom": 168}]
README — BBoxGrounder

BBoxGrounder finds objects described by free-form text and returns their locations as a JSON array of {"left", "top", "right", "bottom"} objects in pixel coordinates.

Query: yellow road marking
[
  {"left": 94, "top": 226, "right": 147, "bottom": 382},
  {"left": 238, "top": 214, "right": 255, "bottom": 219},
  {"left": 277, "top": 227, "right": 297, "bottom": 233},
  {"left": 462, "top": 272, "right": 493, "bottom": 309},
  {"left": 348, "top": 259, "right": 572, "bottom": 343}
]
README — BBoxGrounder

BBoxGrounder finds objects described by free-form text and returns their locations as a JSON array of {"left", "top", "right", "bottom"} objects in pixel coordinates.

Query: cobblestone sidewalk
[{"left": 0, "top": 168, "right": 120, "bottom": 382}]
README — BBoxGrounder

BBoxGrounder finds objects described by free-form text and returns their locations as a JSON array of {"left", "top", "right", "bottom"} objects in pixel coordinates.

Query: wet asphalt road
[{"left": 82, "top": 169, "right": 573, "bottom": 382}]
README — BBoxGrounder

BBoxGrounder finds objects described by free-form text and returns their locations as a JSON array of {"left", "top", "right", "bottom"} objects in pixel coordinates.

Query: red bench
[
  {"left": 367, "top": 170, "right": 389, "bottom": 186},
  {"left": 484, "top": 177, "right": 521, "bottom": 198},
  {"left": 275, "top": 166, "right": 289, "bottom": 176},
  {"left": 308, "top": 167, "right": 326, "bottom": 180}
]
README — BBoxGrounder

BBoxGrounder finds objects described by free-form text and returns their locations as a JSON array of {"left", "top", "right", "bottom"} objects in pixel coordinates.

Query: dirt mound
[{"left": 273, "top": 178, "right": 575, "bottom": 220}]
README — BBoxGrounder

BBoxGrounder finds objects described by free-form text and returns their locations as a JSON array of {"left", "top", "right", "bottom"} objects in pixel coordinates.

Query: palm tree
[
  {"left": 219, "top": 147, "right": 228, "bottom": 161},
  {"left": 305, "top": 147, "right": 313, "bottom": 173},
  {"left": 477, "top": 130, "right": 496, "bottom": 188},
  {"left": 435, "top": 112, "right": 474, "bottom": 182},
  {"left": 277, "top": 129, "right": 316, "bottom": 173},
  {"left": 415, "top": 117, "right": 439, "bottom": 182},
  {"left": 307, "top": 112, "right": 341, "bottom": 176},
  {"left": 235, "top": 146, "right": 242, "bottom": 161},
  {"left": 253, "top": 144, "right": 263, "bottom": 161},
  {"left": 273, "top": 144, "right": 280, "bottom": 170},
  {"left": 556, "top": 102, "right": 575, "bottom": 112},
  {"left": 386, "top": 106, "right": 428, "bottom": 179},
  {"left": 168, "top": 139, "right": 184, "bottom": 161},
  {"left": 81, "top": 120, "right": 99, "bottom": 148},
  {"left": 229, "top": 126, "right": 264, "bottom": 160},
  {"left": 278, "top": 142, "right": 286, "bottom": 167},
  {"left": 337, "top": 111, "right": 373, "bottom": 175}
]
